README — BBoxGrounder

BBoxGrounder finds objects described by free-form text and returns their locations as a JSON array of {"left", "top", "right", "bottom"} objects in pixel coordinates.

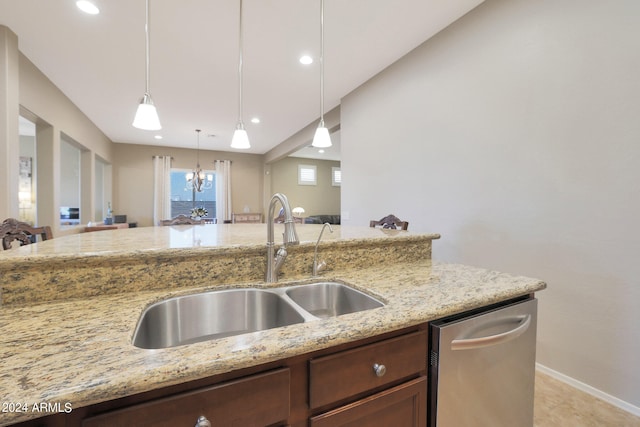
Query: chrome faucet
[
  {"left": 313, "top": 222, "right": 333, "bottom": 276},
  {"left": 266, "top": 193, "right": 299, "bottom": 282}
]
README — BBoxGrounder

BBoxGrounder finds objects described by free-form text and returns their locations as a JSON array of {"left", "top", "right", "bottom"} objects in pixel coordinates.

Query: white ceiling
[{"left": 1, "top": 0, "right": 483, "bottom": 156}]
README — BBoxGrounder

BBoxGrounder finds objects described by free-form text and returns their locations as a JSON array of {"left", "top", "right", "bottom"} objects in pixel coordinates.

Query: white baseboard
[{"left": 536, "top": 363, "right": 640, "bottom": 417}]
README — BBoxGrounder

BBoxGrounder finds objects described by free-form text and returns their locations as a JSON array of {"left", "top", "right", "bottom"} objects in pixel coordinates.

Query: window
[
  {"left": 170, "top": 169, "right": 216, "bottom": 219},
  {"left": 298, "top": 164, "right": 317, "bottom": 186},
  {"left": 332, "top": 167, "right": 342, "bottom": 187}
]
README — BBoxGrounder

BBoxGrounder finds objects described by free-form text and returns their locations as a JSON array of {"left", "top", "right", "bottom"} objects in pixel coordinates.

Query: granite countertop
[
  {"left": 0, "top": 223, "right": 424, "bottom": 260},
  {"left": 0, "top": 226, "right": 546, "bottom": 425}
]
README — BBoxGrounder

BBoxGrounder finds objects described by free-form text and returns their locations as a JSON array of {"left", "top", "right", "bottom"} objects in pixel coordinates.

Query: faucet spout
[
  {"left": 266, "top": 193, "right": 299, "bottom": 282},
  {"left": 313, "top": 222, "right": 334, "bottom": 276}
]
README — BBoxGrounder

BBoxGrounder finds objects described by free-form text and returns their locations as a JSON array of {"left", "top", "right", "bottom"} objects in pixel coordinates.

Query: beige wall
[
  {"left": 19, "top": 53, "right": 114, "bottom": 234},
  {"left": 1, "top": 24, "right": 114, "bottom": 232},
  {"left": 270, "top": 156, "right": 340, "bottom": 220},
  {"left": 112, "top": 143, "right": 265, "bottom": 227},
  {"left": 1, "top": 26, "right": 20, "bottom": 220},
  {"left": 341, "top": 0, "right": 640, "bottom": 410},
  {"left": 19, "top": 55, "right": 113, "bottom": 163}
]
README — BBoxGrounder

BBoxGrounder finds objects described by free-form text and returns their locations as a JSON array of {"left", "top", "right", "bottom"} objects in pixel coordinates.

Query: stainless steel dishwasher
[{"left": 428, "top": 296, "right": 537, "bottom": 427}]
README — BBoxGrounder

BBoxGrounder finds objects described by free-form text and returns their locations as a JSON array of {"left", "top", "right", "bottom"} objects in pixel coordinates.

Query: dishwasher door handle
[{"left": 451, "top": 314, "right": 531, "bottom": 351}]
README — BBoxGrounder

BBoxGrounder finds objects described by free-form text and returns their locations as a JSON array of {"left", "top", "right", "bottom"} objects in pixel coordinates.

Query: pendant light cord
[
  {"left": 237, "top": 0, "right": 244, "bottom": 126},
  {"left": 144, "top": 0, "right": 151, "bottom": 95},
  {"left": 319, "top": 0, "right": 325, "bottom": 124}
]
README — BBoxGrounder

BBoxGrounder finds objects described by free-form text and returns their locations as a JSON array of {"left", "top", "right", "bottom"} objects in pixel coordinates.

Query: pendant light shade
[
  {"left": 231, "top": 0, "right": 250, "bottom": 149},
  {"left": 133, "top": 0, "right": 161, "bottom": 130},
  {"left": 231, "top": 122, "right": 251, "bottom": 149},
  {"left": 312, "top": 121, "right": 332, "bottom": 148},
  {"left": 133, "top": 93, "right": 161, "bottom": 130},
  {"left": 312, "top": 0, "right": 331, "bottom": 148}
]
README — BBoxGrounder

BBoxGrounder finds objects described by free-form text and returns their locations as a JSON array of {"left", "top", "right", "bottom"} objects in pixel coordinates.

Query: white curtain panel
[
  {"left": 153, "top": 156, "right": 172, "bottom": 225},
  {"left": 215, "top": 160, "right": 232, "bottom": 222}
]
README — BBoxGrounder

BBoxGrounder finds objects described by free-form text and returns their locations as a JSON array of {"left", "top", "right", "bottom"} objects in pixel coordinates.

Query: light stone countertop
[
  {"left": 0, "top": 223, "right": 420, "bottom": 260},
  {"left": 0, "top": 226, "right": 546, "bottom": 425},
  {"left": 0, "top": 225, "right": 440, "bottom": 306}
]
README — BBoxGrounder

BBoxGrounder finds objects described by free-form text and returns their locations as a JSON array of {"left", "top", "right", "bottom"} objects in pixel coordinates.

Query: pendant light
[
  {"left": 312, "top": 0, "right": 332, "bottom": 148},
  {"left": 186, "top": 129, "right": 212, "bottom": 192},
  {"left": 132, "top": 0, "right": 161, "bottom": 130},
  {"left": 231, "top": 0, "right": 250, "bottom": 149}
]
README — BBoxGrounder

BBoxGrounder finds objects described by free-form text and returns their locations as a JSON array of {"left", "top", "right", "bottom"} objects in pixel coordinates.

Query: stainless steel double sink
[{"left": 133, "top": 282, "right": 384, "bottom": 349}]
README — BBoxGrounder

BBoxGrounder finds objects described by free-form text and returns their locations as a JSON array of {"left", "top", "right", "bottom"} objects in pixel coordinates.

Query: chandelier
[{"left": 186, "top": 129, "right": 212, "bottom": 192}]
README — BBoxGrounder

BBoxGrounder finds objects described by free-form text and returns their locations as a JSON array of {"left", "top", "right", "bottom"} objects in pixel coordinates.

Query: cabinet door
[
  {"left": 310, "top": 376, "right": 426, "bottom": 427},
  {"left": 82, "top": 368, "right": 289, "bottom": 427}
]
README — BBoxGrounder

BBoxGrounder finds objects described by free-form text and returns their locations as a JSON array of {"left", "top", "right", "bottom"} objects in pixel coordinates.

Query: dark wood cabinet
[
  {"left": 309, "top": 330, "right": 427, "bottom": 409},
  {"left": 310, "top": 376, "right": 427, "bottom": 427},
  {"left": 308, "top": 330, "right": 427, "bottom": 427}
]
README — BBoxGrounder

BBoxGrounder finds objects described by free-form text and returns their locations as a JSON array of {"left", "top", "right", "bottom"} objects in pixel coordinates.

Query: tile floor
[{"left": 534, "top": 371, "right": 640, "bottom": 426}]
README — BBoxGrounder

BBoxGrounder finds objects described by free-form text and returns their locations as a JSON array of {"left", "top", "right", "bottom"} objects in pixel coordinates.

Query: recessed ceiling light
[
  {"left": 250, "top": 117, "right": 260, "bottom": 124},
  {"left": 76, "top": 1, "right": 100, "bottom": 15},
  {"left": 299, "top": 55, "right": 313, "bottom": 65},
  {"left": 154, "top": 135, "right": 162, "bottom": 140},
  {"left": 318, "top": 149, "right": 325, "bottom": 154}
]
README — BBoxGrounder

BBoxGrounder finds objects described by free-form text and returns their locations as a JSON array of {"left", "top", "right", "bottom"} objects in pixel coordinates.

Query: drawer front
[
  {"left": 309, "top": 330, "right": 427, "bottom": 409},
  {"left": 83, "top": 368, "right": 289, "bottom": 427},
  {"left": 310, "top": 376, "right": 427, "bottom": 427}
]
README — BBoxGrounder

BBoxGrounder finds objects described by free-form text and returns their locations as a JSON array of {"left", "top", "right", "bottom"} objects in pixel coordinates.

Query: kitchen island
[{"left": 0, "top": 224, "right": 545, "bottom": 426}]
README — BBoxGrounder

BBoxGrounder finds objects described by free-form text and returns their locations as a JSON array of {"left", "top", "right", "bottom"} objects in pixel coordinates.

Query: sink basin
[
  {"left": 133, "top": 282, "right": 384, "bottom": 349},
  {"left": 133, "top": 289, "right": 306, "bottom": 349},
  {"left": 285, "top": 282, "right": 384, "bottom": 319}
]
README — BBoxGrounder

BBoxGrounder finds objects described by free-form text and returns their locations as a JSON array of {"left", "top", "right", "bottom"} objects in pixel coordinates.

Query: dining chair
[
  {"left": 369, "top": 214, "right": 409, "bottom": 231},
  {"left": 1, "top": 217, "right": 53, "bottom": 250}
]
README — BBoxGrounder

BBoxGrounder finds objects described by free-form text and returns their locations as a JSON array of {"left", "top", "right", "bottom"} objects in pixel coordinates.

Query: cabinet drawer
[
  {"left": 82, "top": 368, "right": 289, "bottom": 427},
  {"left": 310, "top": 376, "right": 427, "bottom": 427},
  {"left": 309, "top": 330, "right": 427, "bottom": 409}
]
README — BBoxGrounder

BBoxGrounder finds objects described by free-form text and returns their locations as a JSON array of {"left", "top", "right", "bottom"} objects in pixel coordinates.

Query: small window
[
  {"left": 332, "top": 167, "right": 342, "bottom": 187},
  {"left": 298, "top": 164, "right": 317, "bottom": 186}
]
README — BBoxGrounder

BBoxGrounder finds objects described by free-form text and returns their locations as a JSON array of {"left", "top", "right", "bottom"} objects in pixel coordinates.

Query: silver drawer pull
[
  {"left": 373, "top": 363, "right": 386, "bottom": 377},
  {"left": 195, "top": 415, "right": 211, "bottom": 427}
]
